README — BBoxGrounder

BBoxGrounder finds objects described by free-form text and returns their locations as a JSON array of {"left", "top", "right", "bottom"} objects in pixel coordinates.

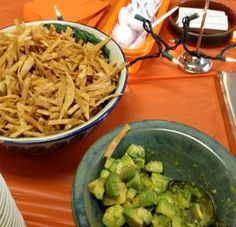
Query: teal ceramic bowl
[{"left": 72, "top": 120, "right": 236, "bottom": 227}]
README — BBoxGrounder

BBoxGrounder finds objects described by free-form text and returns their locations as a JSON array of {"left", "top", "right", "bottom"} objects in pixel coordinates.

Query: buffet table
[{"left": 0, "top": 0, "right": 235, "bottom": 226}]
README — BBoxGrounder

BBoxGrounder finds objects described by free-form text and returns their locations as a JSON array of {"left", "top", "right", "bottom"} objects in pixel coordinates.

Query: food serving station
[{"left": 0, "top": 0, "right": 235, "bottom": 226}]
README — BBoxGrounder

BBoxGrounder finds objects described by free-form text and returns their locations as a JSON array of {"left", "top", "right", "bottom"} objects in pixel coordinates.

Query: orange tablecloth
[{"left": 0, "top": 0, "right": 235, "bottom": 226}]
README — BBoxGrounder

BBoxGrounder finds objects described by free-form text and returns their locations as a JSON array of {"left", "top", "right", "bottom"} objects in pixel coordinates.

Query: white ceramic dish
[{"left": 0, "top": 20, "right": 128, "bottom": 154}]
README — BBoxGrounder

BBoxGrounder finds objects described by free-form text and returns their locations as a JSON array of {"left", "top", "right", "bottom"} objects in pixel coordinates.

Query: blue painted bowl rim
[
  {"left": 0, "top": 20, "right": 128, "bottom": 145},
  {"left": 71, "top": 119, "right": 236, "bottom": 227}
]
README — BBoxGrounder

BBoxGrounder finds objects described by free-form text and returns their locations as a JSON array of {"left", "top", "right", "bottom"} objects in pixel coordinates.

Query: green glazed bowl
[{"left": 72, "top": 120, "right": 236, "bottom": 227}]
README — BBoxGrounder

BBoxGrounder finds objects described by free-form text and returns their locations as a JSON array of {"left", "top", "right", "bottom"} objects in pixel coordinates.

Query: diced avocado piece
[
  {"left": 123, "top": 200, "right": 133, "bottom": 208},
  {"left": 156, "top": 199, "right": 177, "bottom": 217},
  {"left": 105, "top": 172, "right": 126, "bottom": 197},
  {"left": 103, "top": 196, "right": 117, "bottom": 206},
  {"left": 137, "top": 207, "right": 152, "bottom": 225},
  {"left": 123, "top": 207, "right": 152, "bottom": 227},
  {"left": 109, "top": 159, "right": 123, "bottom": 174},
  {"left": 133, "top": 190, "right": 158, "bottom": 208},
  {"left": 191, "top": 187, "right": 204, "bottom": 200},
  {"left": 104, "top": 158, "right": 115, "bottom": 170},
  {"left": 123, "top": 208, "right": 143, "bottom": 227},
  {"left": 140, "top": 174, "right": 153, "bottom": 190},
  {"left": 177, "top": 190, "right": 191, "bottom": 209},
  {"left": 121, "top": 154, "right": 135, "bottom": 166},
  {"left": 87, "top": 178, "right": 105, "bottom": 200},
  {"left": 103, "top": 188, "right": 127, "bottom": 206},
  {"left": 151, "top": 173, "right": 171, "bottom": 194},
  {"left": 99, "top": 169, "right": 110, "bottom": 179},
  {"left": 126, "top": 187, "right": 137, "bottom": 201},
  {"left": 102, "top": 205, "right": 126, "bottom": 227},
  {"left": 145, "top": 161, "right": 163, "bottom": 173},
  {"left": 126, "top": 144, "right": 145, "bottom": 169},
  {"left": 152, "top": 215, "right": 171, "bottom": 227},
  {"left": 156, "top": 191, "right": 176, "bottom": 205},
  {"left": 127, "top": 173, "right": 144, "bottom": 192},
  {"left": 126, "top": 144, "right": 145, "bottom": 159},
  {"left": 171, "top": 216, "right": 187, "bottom": 227},
  {"left": 120, "top": 164, "right": 137, "bottom": 182},
  {"left": 134, "top": 159, "right": 145, "bottom": 169}
]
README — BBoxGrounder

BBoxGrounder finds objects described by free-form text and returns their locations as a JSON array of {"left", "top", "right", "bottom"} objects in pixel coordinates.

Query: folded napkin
[{"left": 23, "top": 0, "right": 110, "bottom": 27}]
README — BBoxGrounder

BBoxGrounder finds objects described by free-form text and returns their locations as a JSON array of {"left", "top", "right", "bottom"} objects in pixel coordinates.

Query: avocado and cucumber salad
[{"left": 88, "top": 144, "right": 226, "bottom": 227}]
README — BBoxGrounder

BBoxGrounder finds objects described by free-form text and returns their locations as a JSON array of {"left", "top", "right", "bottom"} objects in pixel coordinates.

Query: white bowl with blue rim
[{"left": 0, "top": 20, "right": 128, "bottom": 154}]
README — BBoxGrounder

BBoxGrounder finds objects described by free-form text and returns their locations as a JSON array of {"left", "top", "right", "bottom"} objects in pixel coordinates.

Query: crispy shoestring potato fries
[{"left": 0, "top": 22, "right": 124, "bottom": 138}]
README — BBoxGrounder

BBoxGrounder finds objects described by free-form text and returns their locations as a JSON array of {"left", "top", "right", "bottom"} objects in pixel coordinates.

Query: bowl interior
[
  {"left": 168, "top": 0, "right": 236, "bottom": 46},
  {"left": 0, "top": 20, "right": 128, "bottom": 144},
  {"left": 72, "top": 120, "right": 236, "bottom": 227}
]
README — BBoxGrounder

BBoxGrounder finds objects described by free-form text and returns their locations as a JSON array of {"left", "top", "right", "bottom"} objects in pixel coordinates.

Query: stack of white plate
[{"left": 0, "top": 174, "right": 26, "bottom": 227}]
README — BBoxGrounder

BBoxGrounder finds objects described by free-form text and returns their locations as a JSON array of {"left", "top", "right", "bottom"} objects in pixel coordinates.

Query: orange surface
[
  {"left": 0, "top": 0, "right": 236, "bottom": 226},
  {"left": 23, "top": 0, "right": 110, "bottom": 27}
]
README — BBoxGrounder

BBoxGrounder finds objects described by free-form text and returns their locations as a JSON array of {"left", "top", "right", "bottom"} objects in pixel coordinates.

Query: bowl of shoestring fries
[{"left": 0, "top": 20, "right": 128, "bottom": 154}]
